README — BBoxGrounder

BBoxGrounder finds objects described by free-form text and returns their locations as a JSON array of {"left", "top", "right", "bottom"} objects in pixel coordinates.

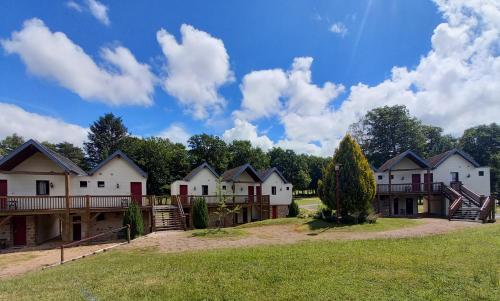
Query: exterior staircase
[
  {"left": 450, "top": 198, "right": 481, "bottom": 221},
  {"left": 153, "top": 204, "right": 186, "bottom": 231},
  {"left": 445, "top": 183, "right": 494, "bottom": 223}
]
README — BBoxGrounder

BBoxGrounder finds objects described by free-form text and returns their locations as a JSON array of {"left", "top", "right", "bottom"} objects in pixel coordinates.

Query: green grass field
[
  {"left": 191, "top": 228, "right": 247, "bottom": 238},
  {"left": 1, "top": 223, "right": 498, "bottom": 300},
  {"left": 294, "top": 197, "right": 321, "bottom": 206}
]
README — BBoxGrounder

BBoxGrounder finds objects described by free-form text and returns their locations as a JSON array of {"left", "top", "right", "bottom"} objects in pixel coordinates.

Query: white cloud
[
  {"left": 329, "top": 22, "right": 348, "bottom": 37},
  {"left": 156, "top": 24, "right": 234, "bottom": 119},
  {"left": 86, "top": 0, "right": 110, "bottom": 26},
  {"left": 0, "top": 103, "right": 88, "bottom": 146},
  {"left": 222, "top": 119, "right": 274, "bottom": 151},
  {"left": 228, "top": 0, "right": 500, "bottom": 157},
  {"left": 157, "top": 123, "right": 190, "bottom": 145},
  {"left": 1, "top": 18, "right": 155, "bottom": 106},
  {"left": 66, "top": 0, "right": 110, "bottom": 26}
]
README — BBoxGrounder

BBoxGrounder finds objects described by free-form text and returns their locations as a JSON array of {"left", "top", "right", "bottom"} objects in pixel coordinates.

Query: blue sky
[{"left": 0, "top": 1, "right": 498, "bottom": 156}]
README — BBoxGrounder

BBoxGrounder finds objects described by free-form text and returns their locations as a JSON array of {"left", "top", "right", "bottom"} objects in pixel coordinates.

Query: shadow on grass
[
  {"left": 304, "top": 219, "right": 353, "bottom": 235},
  {"left": 191, "top": 228, "right": 247, "bottom": 239}
]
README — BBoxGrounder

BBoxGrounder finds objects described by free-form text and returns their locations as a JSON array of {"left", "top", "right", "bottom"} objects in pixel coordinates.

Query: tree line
[
  {"left": 0, "top": 113, "right": 328, "bottom": 195},
  {"left": 1, "top": 106, "right": 497, "bottom": 197}
]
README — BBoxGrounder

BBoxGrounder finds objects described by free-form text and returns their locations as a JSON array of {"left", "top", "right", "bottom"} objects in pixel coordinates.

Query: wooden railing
[
  {"left": 0, "top": 195, "right": 155, "bottom": 212},
  {"left": 376, "top": 182, "right": 443, "bottom": 194},
  {"left": 479, "top": 196, "right": 493, "bottom": 222},
  {"left": 444, "top": 185, "right": 463, "bottom": 220},
  {"left": 458, "top": 185, "right": 481, "bottom": 206},
  {"left": 174, "top": 195, "right": 187, "bottom": 230},
  {"left": 176, "top": 195, "right": 270, "bottom": 206}
]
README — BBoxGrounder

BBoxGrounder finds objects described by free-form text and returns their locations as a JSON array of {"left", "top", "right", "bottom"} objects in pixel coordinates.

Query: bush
[
  {"left": 123, "top": 202, "right": 144, "bottom": 239},
  {"left": 314, "top": 204, "right": 332, "bottom": 220},
  {"left": 366, "top": 212, "right": 379, "bottom": 224},
  {"left": 192, "top": 197, "right": 209, "bottom": 229},
  {"left": 288, "top": 199, "right": 300, "bottom": 217}
]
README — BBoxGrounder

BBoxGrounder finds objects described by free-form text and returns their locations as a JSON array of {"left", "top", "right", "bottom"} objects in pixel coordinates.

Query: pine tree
[
  {"left": 192, "top": 197, "right": 209, "bottom": 229},
  {"left": 319, "top": 135, "right": 376, "bottom": 219}
]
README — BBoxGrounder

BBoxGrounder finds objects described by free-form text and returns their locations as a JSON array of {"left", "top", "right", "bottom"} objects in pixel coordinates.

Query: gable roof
[
  {"left": 427, "top": 149, "right": 480, "bottom": 169},
  {"left": 88, "top": 150, "right": 147, "bottom": 178},
  {"left": 258, "top": 167, "right": 288, "bottom": 183},
  {"left": 377, "top": 150, "right": 430, "bottom": 172},
  {"left": 221, "top": 163, "right": 262, "bottom": 182},
  {"left": 183, "top": 162, "right": 219, "bottom": 181},
  {"left": 0, "top": 139, "right": 87, "bottom": 175}
]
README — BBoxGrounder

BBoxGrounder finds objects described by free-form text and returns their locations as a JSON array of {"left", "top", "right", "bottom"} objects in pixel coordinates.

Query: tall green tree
[
  {"left": 42, "top": 141, "right": 88, "bottom": 171},
  {"left": 303, "top": 155, "right": 329, "bottom": 193},
  {"left": 84, "top": 113, "right": 128, "bottom": 167},
  {"left": 421, "top": 125, "right": 457, "bottom": 158},
  {"left": 0, "top": 134, "right": 25, "bottom": 157},
  {"left": 459, "top": 123, "right": 500, "bottom": 197},
  {"left": 350, "top": 105, "right": 428, "bottom": 167},
  {"left": 188, "top": 134, "right": 229, "bottom": 173},
  {"left": 228, "top": 140, "right": 270, "bottom": 171},
  {"left": 119, "top": 136, "right": 190, "bottom": 195},
  {"left": 269, "top": 147, "right": 310, "bottom": 190},
  {"left": 319, "top": 135, "right": 376, "bottom": 218}
]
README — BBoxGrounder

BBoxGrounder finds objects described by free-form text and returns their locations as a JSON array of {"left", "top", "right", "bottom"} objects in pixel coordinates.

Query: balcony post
[
  {"left": 388, "top": 169, "right": 392, "bottom": 215},
  {"left": 64, "top": 173, "right": 71, "bottom": 242},
  {"left": 85, "top": 195, "right": 91, "bottom": 238}
]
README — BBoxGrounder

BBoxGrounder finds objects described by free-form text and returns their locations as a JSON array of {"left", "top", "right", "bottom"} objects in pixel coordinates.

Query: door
[
  {"left": 179, "top": 185, "right": 188, "bottom": 204},
  {"left": 72, "top": 216, "right": 81, "bottom": 241},
  {"left": 256, "top": 186, "right": 262, "bottom": 203},
  {"left": 242, "top": 207, "right": 248, "bottom": 223},
  {"left": 406, "top": 199, "right": 414, "bottom": 215},
  {"left": 272, "top": 206, "right": 277, "bottom": 219},
  {"left": 0, "top": 180, "right": 6, "bottom": 210},
  {"left": 411, "top": 174, "right": 421, "bottom": 192},
  {"left": 130, "top": 182, "right": 142, "bottom": 205},
  {"left": 248, "top": 186, "right": 254, "bottom": 203},
  {"left": 12, "top": 216, "right": 27, "bottom": 246},
  {"left": 424, "top": 173, "right": 434, "bottom": 192},
  {"left": 393, "top": 199, "right": 399, "bottom": 215}
]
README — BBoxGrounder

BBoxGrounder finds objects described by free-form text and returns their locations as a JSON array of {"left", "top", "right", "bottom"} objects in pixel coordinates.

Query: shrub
[
  {"left": 123, "top": 202, "right": 144, "bottom": 239},
  {"left": 314, "top": 204, "right": 332, "bottom": 220},
  {"left": 366, "top": 212, "right": 379, "bottom": 224},
  {"left": 192, "top": 197, "right": 209, "bottom": 229},
  {"left": 288, "top": 199, "right": 300, "bottom": 217}
]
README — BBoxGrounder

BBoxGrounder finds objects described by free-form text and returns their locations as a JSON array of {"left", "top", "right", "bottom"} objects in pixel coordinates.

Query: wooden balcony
[
  {"left": 0, "top": 195, "right": 155, "bottom": 215},
  {"left": 177, "top": 195, "right": 270, "bottom": 207},
  {"left": 376, "top": 182, "right": 444, "bottom": 195}
]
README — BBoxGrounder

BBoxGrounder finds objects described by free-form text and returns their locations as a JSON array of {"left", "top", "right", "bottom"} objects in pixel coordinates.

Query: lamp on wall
[
  {"left": 401, "top": 176, "right": 405, "bottom": 180},
  {"left": 194, "top": 186, "right": 196, "bottom": 191},
  {"left": 467, "top": 174, "right": 471, "bottom": 178},
  {"left": 50, "top": 182, "right": 54, "bottom": 188},
  {"left": 116, "top": 183, "right": 120, "bottom": 189}
]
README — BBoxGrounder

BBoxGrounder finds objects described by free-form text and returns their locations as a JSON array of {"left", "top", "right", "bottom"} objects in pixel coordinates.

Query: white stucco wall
[
  {"left": 432, "top": 154, "right": 490, "bottom": 196},
  {"left": 375, "top": 157, "right": 428, "bottom": 185},
  {"left": 0, "top": 153, "right": 147, "bottom": 196},
  {"left": 261, "top": 172, "right": 293, "bottom": 205},
  {"left": 170, "top": 168, "right": 222, "bottom": 196}
]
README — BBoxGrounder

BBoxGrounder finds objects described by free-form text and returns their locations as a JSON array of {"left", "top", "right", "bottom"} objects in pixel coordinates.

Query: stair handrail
[
  {"left": 478, "top": 196, "right": 493, "bottom": 222},
  {"left": 458, "top": 185, "right": 481, "bottom": 206},
  {"left": 174, "top": 195, "right": 187, "bottom": 230},
  {"left": 448, "top": 196, "right": 463, "bottom": 220}
]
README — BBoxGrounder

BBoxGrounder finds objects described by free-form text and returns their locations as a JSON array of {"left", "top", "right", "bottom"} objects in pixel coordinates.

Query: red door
[
  {"left": 424, "top": 173, "right": 434, "bottom": 192},
  {"left": 272, "top": 206, "right": 277, "bottom": 219},
  {"left": 130, "top": 182, "right": 142, "bottom": 205},
  {"left": 411, "top": 174, "right": 421, "bottom": 192},
  {"left": 13, "top": 216, "right": 26, "bottom": 246},
  {"left": 248, "top": 186, "right": 254, "bottom": 203},
  {"left": 0, "top": 180, "right": 6, "bottom": 210},
  {"left": 179, "top": 185, "right": 188, "bottom": 204},
  {"left": 256, "top": 186, "right": 262, "bottom": 203}
]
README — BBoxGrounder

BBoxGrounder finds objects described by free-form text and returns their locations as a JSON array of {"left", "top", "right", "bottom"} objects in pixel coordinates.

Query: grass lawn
[
  {"left": 238, "top": 217, "right": 422, "bottom": 234},
  {"left": 0, "top": 223, "right": 498, "bottom": 300},
  {"left": 191, "top": 228, "right": 247, "bottom": 239},
  {"left": 294, "top": 197, "right": 321, "bottom": 206}
]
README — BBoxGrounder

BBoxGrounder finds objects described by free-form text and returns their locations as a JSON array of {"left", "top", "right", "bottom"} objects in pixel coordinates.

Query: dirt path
[
  {"left": 123, "top": 218, "right": 480, "bottom": 253},
  {"left": 0, "top": 241, "right": 122, "bottom": 279}
]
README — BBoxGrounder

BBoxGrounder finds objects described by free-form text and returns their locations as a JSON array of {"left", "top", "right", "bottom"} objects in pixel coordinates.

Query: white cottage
[{"left": 0, "top": 139, "right": 150, "bottom": 247}]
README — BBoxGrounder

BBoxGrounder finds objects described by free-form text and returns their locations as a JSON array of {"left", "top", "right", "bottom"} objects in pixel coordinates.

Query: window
[
  {"left": 36, "top": 180, "right": 49, "bottom": 195},
  {"left": 390, "top": 175, "right": 394, "bottom": 180},
  {"left": 97, "top": 181, "right": 105, "bottom": 188},
  {"left": 271, "top": 186, "right": 277, "bottom": 195},
  {"left": 479, "top": 171, "right": 484, "bottom": 176},
  {"left": 451, "top": 172, "right": 459, "bottom": 182},
  {"left": 286, "top": 187, "right": 289, "bottom": 191},
  {"left": 202, "top": 185, "right": 208, "bottom": 195},
  {"left": 80, "top": 181, "right": 87, "bottom": 188},
  {"left": 378, "top": 175, "right": 383, "bottom": 180},
  {"left": 222, "top": 185, "right": 226, "bottom": 190}
]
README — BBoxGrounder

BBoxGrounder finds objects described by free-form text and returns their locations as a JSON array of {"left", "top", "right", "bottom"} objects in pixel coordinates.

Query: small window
[
  {"left": 478, "top": 171, "right": 484, "bottom": 177},
  {"left": 271, "top": 186, "right": 277, "bottom": 195},
  {"left": 97, "top": 181, "right": 105, "bottom": 188},
  {"left": 36, "top": 180, "right": 50, "bottom": 195},
  {"left": 286, "top": 187, "right": 289, "bottom": 191},
  {"left": 451, "top": 172, "right": 459, "bottom": 182},
  {"left": 80, "top": 181, "right": 87, "bottom": 188},
  {"left": 390, "top": 175, "right": 394, "bottom": 180},
  {"left": 202, "top": 185, "right": 209, "bottom": 195},
  {"left": 378, "top": 175, "right": 383, "bottom": 180},
  {"left": 222, "top": 185, "right": 226, "bottom": 190}
]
